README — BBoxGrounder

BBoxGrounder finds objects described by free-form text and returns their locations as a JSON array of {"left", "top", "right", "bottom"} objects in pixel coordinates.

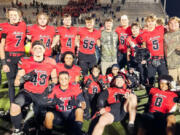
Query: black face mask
[{"left": 64, "top": 64, "right": 73, "bottom": 69}]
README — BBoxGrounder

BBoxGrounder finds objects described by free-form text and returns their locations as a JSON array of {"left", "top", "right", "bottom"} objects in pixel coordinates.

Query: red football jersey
[
  {"left": 149, "top": 88, "right": 178, "bottom": 113},
  {"left": 48, "top": 83, "right": 82, "bottom": 112},
  {"left": 56, "top": 63, "right": 81, "bottom": 83},
  {"left": 18, "top": 57, "right": 56, "bottom": 94},
  {"left": 115, "top": 26, "right": 132, "bottom": 53},
  {"left": 27, "top": 24, "right": 56, "bottom": 56},
  {"left": 140, "top": 26, "right": 164, "bottom": 56},
  {"left": 84, "top": 74, "right": 107, "bottom": 94},
  {"left": 107, "top": 87, "right": 131, "bottom": 104},
  {"left": 57, "top": 26, "right": 78, "bottom": 54},
  {"left": 78, "top": 27, "right": 101, "bottom": 54},
  {"left": 126, "top": 35, "right": 141, "bottom": 57},
  {"left": 1, "top": 21, "right": 26, "bottom": 52}
]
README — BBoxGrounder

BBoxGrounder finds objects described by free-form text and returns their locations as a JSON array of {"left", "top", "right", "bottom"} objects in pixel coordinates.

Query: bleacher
[
  {"left": 0, "top": 0, "right": 166, "bottom": 27},
  {"left": 118, "top": 2, "right": 166, "bottom": 25}
]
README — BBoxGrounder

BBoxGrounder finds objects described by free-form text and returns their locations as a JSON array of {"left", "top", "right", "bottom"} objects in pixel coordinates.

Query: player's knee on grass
[
  {"left": 167, "top": 115, "right": 176, "bottom": 127},
  {"left": 44, "top": 112, "right": 54, "bottom": 129},
  {"left": 75, "top": 108, "right": 84, "bottom": 122},
  {"left": 10, "top": 103, "right": 21, "bottom": 116}
]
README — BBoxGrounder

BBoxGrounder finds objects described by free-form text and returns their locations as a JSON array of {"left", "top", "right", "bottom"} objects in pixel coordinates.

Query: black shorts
[
  {"left": 110, "top": 102, "right": 127, "bottom": 122},
  {"left": 52, "top": 109, "right": 75, "bottom": 126},
  {"left": 14, "top": 90, "right": 49, "bottom": 122},
  {"left": 140, "top": 112, "right": 173, "bottom": 135}
]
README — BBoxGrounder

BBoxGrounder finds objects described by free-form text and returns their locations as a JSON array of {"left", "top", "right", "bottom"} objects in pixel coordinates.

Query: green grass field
[{"left": 0, "top": 72, "right": 180, "bottom": 135}]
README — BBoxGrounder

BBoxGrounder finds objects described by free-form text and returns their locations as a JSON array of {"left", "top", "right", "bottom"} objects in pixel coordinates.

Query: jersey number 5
[
  {"left": 83, "top": 40, "right": 94, "bottom": 49},
  {"left": 152, "top": 40, "right": 159, "bottom": 50}
]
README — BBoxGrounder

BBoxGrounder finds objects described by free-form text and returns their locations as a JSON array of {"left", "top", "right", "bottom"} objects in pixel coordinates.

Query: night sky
[{"left": 161, "top": 0, "right": 180, "bottom": 17}]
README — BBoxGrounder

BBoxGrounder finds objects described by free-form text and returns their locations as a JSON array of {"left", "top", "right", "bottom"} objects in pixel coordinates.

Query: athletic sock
[{"left": 11, "top": 113, "right": 22, "bottom": 129}]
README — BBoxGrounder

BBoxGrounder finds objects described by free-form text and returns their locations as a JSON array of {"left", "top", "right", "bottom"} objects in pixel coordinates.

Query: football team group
[{"left": 0, "top": 7, "right": 180, "bottom": 135}]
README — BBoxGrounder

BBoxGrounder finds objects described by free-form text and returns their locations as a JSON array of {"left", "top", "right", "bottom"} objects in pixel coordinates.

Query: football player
[
  {"left": 140, "top": 15, "right": 168, "bottom": 93},
  {"left": 115, "top": 15, "right": 132, "bottom": 69},
  {"left": 44, "top": 71, "right": 86, "bottom": 135},
  {"left": 0, "top": 8, "right": 26, "bottom": 102},
  {"left": 91, "top": 73, "right": 137, "bottom": 135},
  {"left": 56, "top": 51, "right": 82, "bottom": 84},
  {"left": 77, "top": 16, "right": 101, "bottom": 75},
  {"left": 138, "top": 75, "right": 178, "bottom": 135},
  {"left": 83, "top": 65, "right": 107, "bottom": 119},
  {"left": 10, "top": 40, "right": 57, "bottom": 134},
  {"left": 27, "top": 12, "right": 57, "bottom": 57}
]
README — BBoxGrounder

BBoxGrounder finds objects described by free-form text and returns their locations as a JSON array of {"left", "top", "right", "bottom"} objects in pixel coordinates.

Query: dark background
[{"left": 161, "top": 0, "right": 180, "bottom": 17}]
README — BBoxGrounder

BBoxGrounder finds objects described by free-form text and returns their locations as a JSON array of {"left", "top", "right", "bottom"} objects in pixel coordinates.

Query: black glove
[
  {"left": 173, "top": 97, "right": 180, "bottom": 103},
  {"left": 43, "top": 83, "right": 55, "bottom": 97},
  {"left": 84, "top": 78, "right": 92, "bottom": 88},
  {"left": 20, "top": 70, "right": 37, "bottom": 84},
  {"left": 115, "top": 94, "right": 124, "bottom": 102},
  {"left": 98, "top": 79, "right": 106, "bottom": 89},
  {"left": 54, "top": 95, "right": 64, "bottom": 106},
  {"left": 68, "top": 96, "right": 77, "bottom": 106}
]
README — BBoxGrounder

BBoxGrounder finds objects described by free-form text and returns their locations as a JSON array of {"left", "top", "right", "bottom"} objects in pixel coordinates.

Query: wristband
[{"left": 1, "top": 59, "right": 6, "bottom": 66}]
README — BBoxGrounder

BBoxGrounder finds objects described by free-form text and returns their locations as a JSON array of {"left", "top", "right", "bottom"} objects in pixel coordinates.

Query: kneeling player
[
  {"left": 44, "top": 71, "right": 86, "bottom": 135},
  {"left": 138, "top": 75, "right": 178, "bottom": 135},
  {"left": 10, "top": 40, "right": 57, "bottom": 135},
  {"left": 91, "top": 73, "right": 137, "bottom": 135}
]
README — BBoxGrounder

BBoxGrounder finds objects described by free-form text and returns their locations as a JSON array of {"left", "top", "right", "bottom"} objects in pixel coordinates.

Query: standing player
[
  {"left": 56, "top": 51, "right": 82, "bottom": 84},
  {"left": 100, "top": 18, "right": 118, "bottom": 75},
  {"left": 27, "top": 12, "right": 57, "bottom": 57},
  {"left": 44, "top": 71, "right": 86, "bottom": 135},
  {"left": 0, "top": 8, "right": 26, "bottom": 103},
  {"left": 55, "top": 14, "right": 79, "bottom": 57},
  {"left": 115, "top": 15, "right": 132, "bottom": 69},
  {"left": 78, "top": 16, "right": 101, "bottom": 75},
  {"left": 164, "top": 17, "right": 180, "bottom": 90},
  {"left": 140, "top": 15, "right": 168, "bottom": 92},
  {"left": 10, "top": 40, "right": 57, "bottom": 134},
  {"left": 126, "top": 22, "right": 141, "bottom": 69},
  {"left": 91, "top": 73, "right": 137, "bottom": 135},
  {"left": 138, "top": 75, "right": 178, "bottom": 135}
]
